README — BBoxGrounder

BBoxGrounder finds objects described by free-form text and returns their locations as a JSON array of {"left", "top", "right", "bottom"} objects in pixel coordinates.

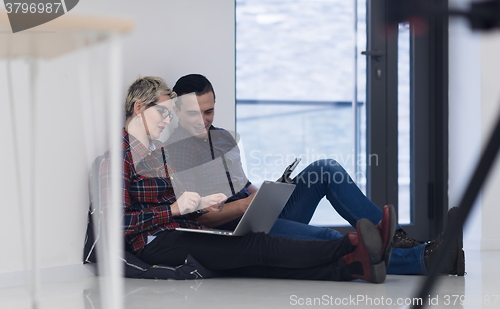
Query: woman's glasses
[{"left": 146, "top": 103, "right": 174, "bottom": 120}]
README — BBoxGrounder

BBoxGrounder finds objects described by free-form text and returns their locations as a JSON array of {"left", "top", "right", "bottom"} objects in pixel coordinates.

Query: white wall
[
  {"left": 75, "top": 0, "right": 236, "bottom": 131},
  {"left": 479, "top": 32, "right": 500, "bottom": 250},
  {"left": 448, "top": 12, "right": 483, "bottom": 251},
  {"left": 0, "top": 0, "right": 235, "bottom": 286},
  {"left": 449, "top": 0, "right": 500, "bottom": 251}
]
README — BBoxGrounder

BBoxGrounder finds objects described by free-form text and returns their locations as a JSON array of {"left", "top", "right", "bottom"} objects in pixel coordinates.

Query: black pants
[{"left": 140, "top": 230, "right": 355, "bottom": 281}]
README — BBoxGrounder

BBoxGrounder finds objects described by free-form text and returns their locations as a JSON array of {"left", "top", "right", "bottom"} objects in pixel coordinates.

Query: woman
[{"left": 100, "top": 76, "right": 395, "bottom": 283}]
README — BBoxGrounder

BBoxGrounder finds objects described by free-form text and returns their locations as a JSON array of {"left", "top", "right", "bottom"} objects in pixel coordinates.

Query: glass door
[{"left": 366, "top": 0, "right": 448, "bottom": 240}]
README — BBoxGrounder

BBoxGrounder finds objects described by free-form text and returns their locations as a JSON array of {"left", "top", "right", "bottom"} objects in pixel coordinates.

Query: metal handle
[{"left": 361, "top": 50, "right": 385, "bottom": 61}]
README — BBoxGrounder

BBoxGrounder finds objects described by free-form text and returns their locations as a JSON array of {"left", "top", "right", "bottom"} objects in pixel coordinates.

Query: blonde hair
[{"left": 125, "top": 76, "right": 177, "bottom": 119}]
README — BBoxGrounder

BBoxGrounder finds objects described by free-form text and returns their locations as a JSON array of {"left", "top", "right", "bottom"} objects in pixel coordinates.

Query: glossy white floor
[{"left": 1, "top": 250, "right": 499, "bottom": 309}]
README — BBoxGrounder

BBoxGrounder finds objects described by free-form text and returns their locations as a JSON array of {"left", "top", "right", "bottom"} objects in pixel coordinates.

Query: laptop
[{"left": 175, "top": 181, "right": 296, "bottom": 236}]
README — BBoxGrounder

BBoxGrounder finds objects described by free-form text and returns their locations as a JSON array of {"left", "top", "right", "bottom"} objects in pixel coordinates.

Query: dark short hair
[{"left": 172, "top": 74, "right": 215, "bottom": 110}]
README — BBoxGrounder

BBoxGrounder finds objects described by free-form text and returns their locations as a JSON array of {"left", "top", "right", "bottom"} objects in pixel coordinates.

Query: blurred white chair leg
[
  {"left": 7, "top": 56, "right": 30, "bottom": 293},
  {"left": 101, "top": 34, "right": 125, "bottom": 309},
  {"left": 29, "top": 55, "right": 40, "bottom": 309}
]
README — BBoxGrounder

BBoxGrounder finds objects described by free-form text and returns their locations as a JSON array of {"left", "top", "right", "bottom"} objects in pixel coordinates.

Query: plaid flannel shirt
[{"left": 100, "top": 129, "right": 202, "bottom": 255}]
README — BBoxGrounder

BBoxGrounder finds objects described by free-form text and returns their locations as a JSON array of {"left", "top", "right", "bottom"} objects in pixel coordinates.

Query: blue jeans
[{"left": 269, "top": 159, "right": 427, "bottom": 275}]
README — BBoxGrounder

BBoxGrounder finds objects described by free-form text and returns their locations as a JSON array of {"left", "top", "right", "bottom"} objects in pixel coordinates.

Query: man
[{"left": 165, "top": 74, "right": 465, "bottom": 276}]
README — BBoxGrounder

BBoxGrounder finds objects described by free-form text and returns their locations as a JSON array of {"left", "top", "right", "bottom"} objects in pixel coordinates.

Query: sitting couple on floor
[{"left": 99, "top": 74, "right": 464, "bottom": 284}]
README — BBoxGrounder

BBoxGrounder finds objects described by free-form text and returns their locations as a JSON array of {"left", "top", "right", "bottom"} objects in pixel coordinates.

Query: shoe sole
[
  {"left": 358, "top": 218, "right": 386, "bottom": 283},
  {"left": 370, "top": 261, "right": 387, "bottom": 283},
  {"left": 382, "top": 205, "right": 397, "bottom": 267}
]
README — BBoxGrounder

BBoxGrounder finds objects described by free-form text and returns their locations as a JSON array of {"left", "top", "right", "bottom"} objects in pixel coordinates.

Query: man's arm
[
  {"left": 246, "top": 184, "right": 258, "bottom": 194},
  {"left": 196, "top": 191, "right": 256, "bottom": 228}
]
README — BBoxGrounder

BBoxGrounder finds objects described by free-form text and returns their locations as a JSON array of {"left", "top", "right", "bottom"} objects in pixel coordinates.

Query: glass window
[
  {"left": 236, "top": 0, "right": 366, "bottom": 226},
  {"left": 398, "top": 22, "right": 411, "bottom": 224}
]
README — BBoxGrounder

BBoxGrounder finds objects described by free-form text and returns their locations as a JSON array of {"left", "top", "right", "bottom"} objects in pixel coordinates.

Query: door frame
[{"left": 364, "top": 0, "right": 449, "bottom": 240}]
